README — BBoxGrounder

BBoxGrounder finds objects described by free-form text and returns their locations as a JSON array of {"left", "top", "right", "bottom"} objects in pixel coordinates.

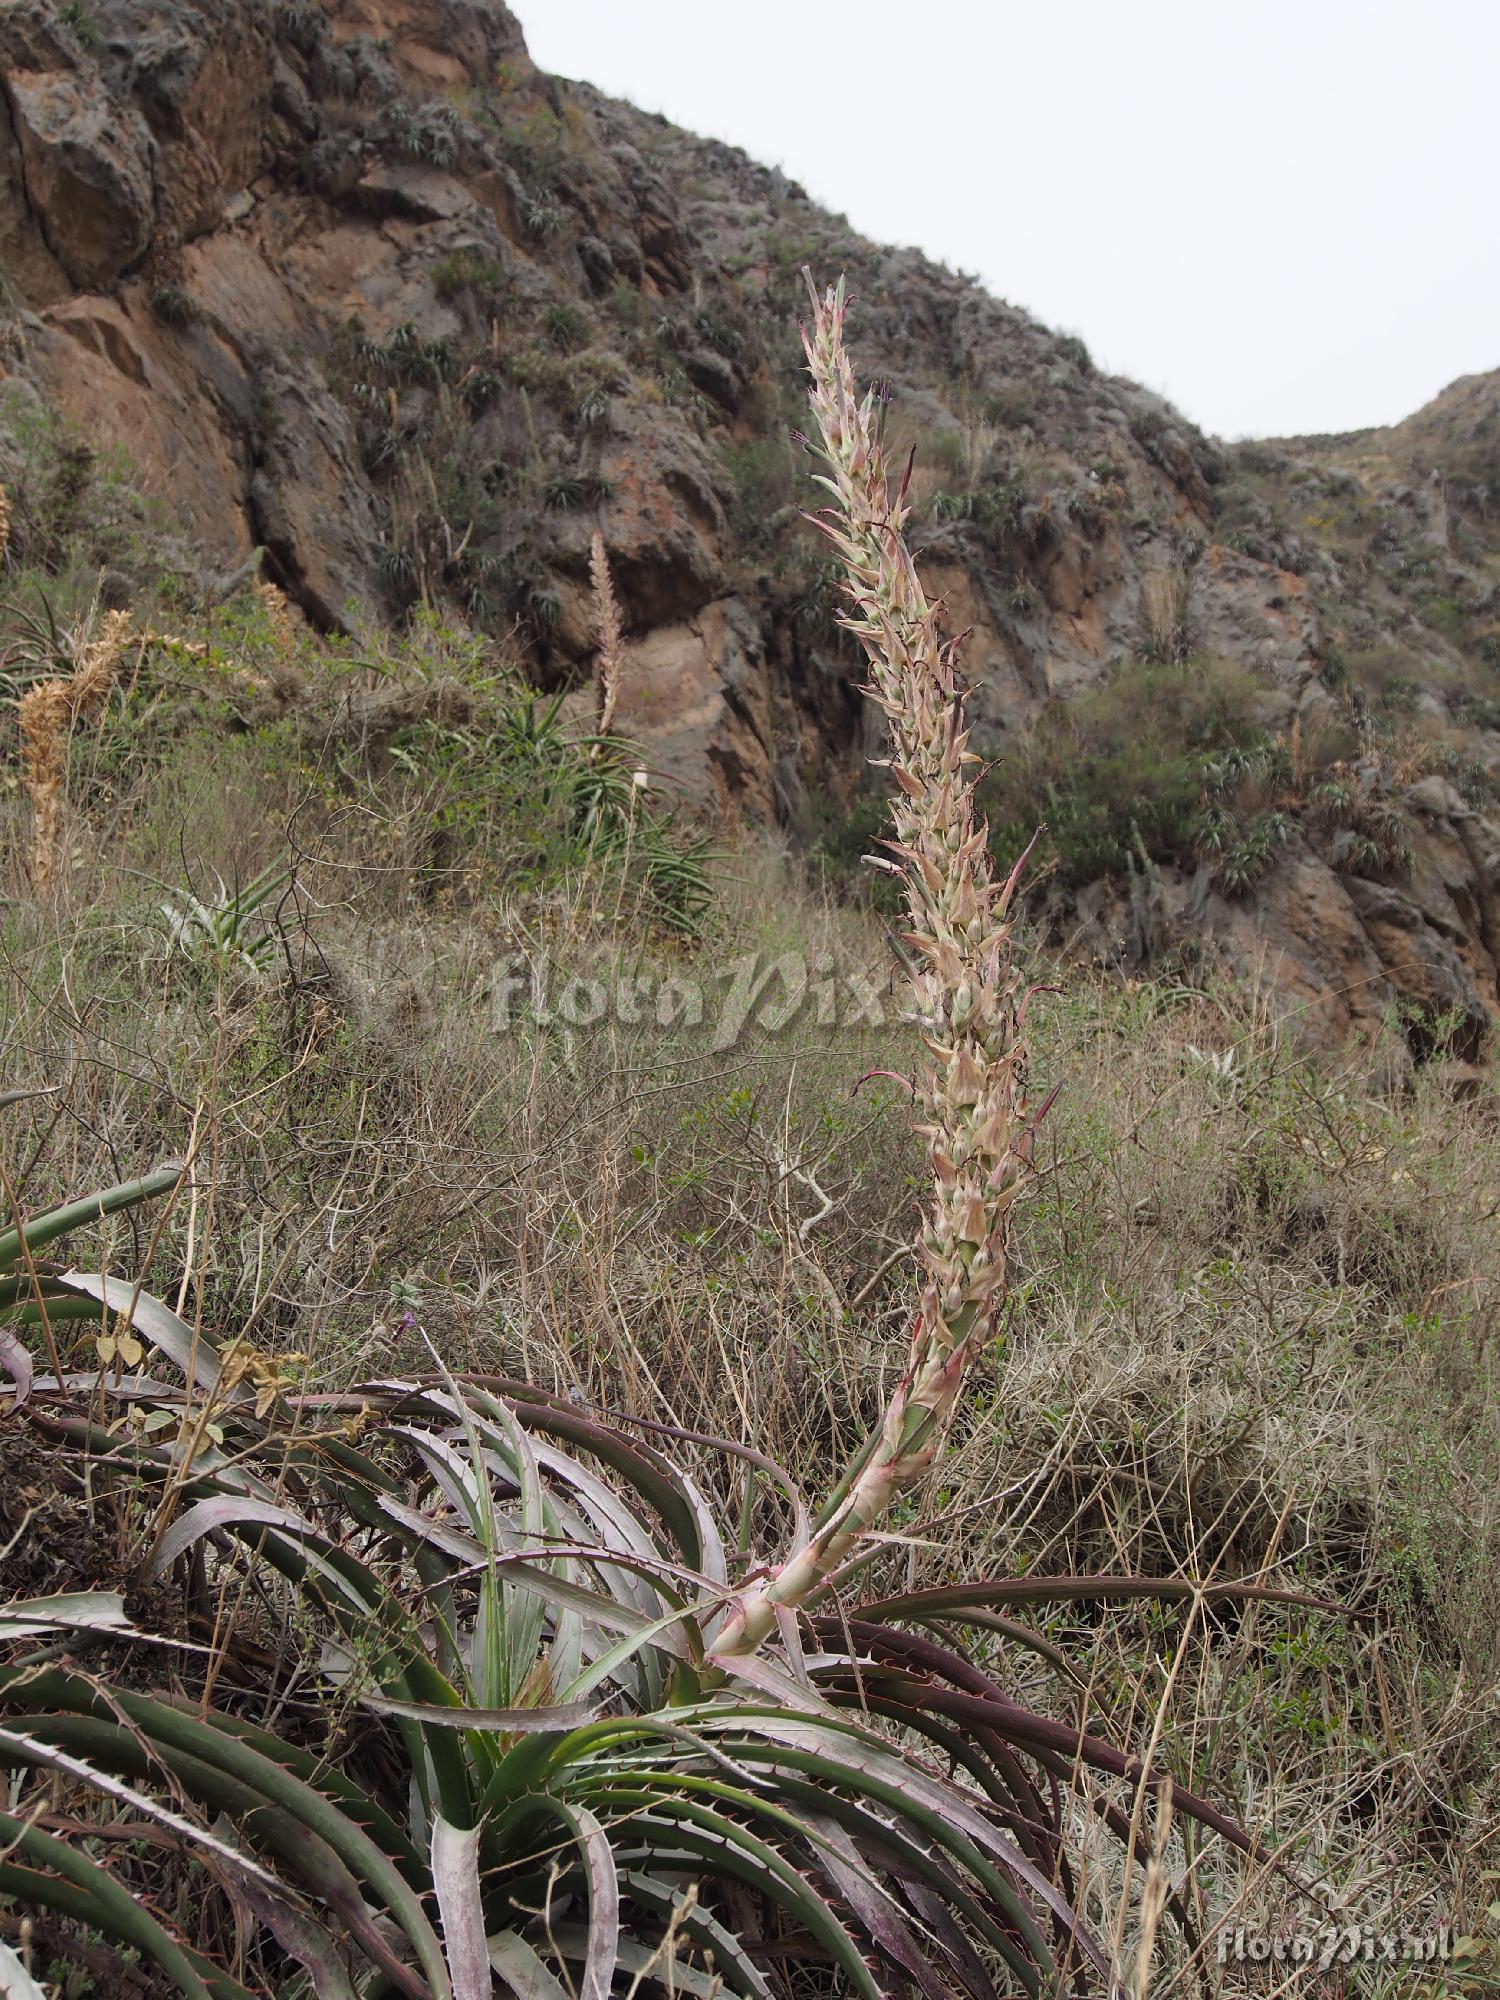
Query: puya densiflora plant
[
  {"left": 717, "top": 273, "right": 1049, "bottom": 1655},
  {"left": 0, "top": 282, "right": 1323, "bottom": 1999}
]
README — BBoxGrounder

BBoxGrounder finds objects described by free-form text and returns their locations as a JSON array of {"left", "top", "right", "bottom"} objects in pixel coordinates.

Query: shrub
[
  {"left": 430, "top": 246, "right": 506, "bottom": 303},
  {"left": 149, "top": 283, "right": 199, "bottom": 327},
  {"left": 543, "top": 300, "right": 588, "bottom": 351},
  {"left": 59, "top": 2, "right": 103, "bottom": 53},
  {"left": 981, "top": 656, "right": 1261, "bottom": 884},
  {"left": 1056, "top": 331, "right": 1094, "bottom": 374}
]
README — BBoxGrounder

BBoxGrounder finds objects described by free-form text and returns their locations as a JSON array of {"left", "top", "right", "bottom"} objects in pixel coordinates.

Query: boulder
[{"left": 3, "top": 64, "right": 154, "bottom": 288}]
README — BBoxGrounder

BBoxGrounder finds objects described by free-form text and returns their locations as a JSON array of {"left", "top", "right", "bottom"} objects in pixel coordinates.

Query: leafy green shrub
[
  {"left": 1056, "top": 331, "right": 1094, "bottom": 374},
  {"left": 149, "top": 284, "right": 199, "bottom": 328},
  {"left": 798, "top": 789, "right": 905, "bottom": 910},
  {"left": 59, "top": 1, "right": 103, "bottom": 50},
  {"left": 543, "top": 300, "right": 588, "bottom": 351},
  {"left": 981, "top": 656, "right": 1261, "bottom": 885},
  {"left": 158, "top": 863, "right": 291, "bottom": 978},
  {"left": 720, "top": 436, "right": 796, "bottom": 530},
  {"left": 926, "top": 470, "right": 1029, "bottom": 556},
  {"left": 431, "top": 246, "right": 507, "bottom": 304},
  {"left": 387, "top": 687, "right": 710, "bottom": 932}
]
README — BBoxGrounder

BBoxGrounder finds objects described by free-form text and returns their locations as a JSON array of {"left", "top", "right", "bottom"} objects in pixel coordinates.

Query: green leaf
[
  {"left": 0, "top": 1815, "right": 245, "bottom": 2000},
  {"left": 0, "top": 1589, "right": 134, "bottom": 1642},
  {"left": 0, "top": 1165, "right": 181, "bottom": 1272}
]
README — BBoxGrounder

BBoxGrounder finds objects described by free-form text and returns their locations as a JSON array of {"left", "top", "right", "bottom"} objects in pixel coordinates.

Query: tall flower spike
[
  {"left": 716, "top": 274, "right": 1045, "bottom": 1658},
  {"left": 253, "top": 576, "right": 298, "bottom": 653},
  {"left": 589, "top": 529, "right": 624, "bottom": 738},
  {"left": 21, "top": 608, "right": 132, "bottom": 891}
]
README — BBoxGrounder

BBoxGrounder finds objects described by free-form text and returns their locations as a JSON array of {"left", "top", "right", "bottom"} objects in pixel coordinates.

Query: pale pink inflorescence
[
  {"left": 589, "top": 529, "right": 624, "bottom": 738},
  {"left": 717, "top": 274, "right": 1044, "bottom": 1657}
]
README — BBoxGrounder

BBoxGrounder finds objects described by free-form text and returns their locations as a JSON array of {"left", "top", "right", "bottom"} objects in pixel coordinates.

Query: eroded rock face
[
  {"left": 0, "top": 0, "right": 1495, "bottom": 1060},
  {"left": 1, "top": 37, "right": 155, "bottom": 289}
]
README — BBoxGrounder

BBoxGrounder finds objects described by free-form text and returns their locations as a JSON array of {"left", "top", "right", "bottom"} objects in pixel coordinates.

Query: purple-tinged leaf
[
  {"left": 804, "top": 1811, "right": 953, "bottom": 2000},
  {"left": 0, "top": 1328, "right": 31, "bottom": 1408},
  {"left": 541, "top": 1799, "right": 618, "bottom": 2000},
  {"left": 150, "top": 1494, "right": 321, "bottom": 1576},
  {"left": 232, "top": 1880, "right": 359, "bottom": 2000},
  {"left": 432, "top": 1816, "right": 490, "bottom": 2000}
]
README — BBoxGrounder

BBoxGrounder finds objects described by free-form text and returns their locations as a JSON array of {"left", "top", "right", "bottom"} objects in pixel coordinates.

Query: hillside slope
[{"left": 1, "top": 0, "right": 1497, "bottom": 1061}]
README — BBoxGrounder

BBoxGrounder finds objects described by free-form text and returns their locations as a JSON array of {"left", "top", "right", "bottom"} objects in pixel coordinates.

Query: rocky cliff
[{"left": 2, "top": 0, "right": 1497, "bottom": 1062}]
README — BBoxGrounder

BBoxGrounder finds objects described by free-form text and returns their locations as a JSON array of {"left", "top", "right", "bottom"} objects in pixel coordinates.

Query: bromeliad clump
[{"left": 719, "top": 275, "right": 1047, "bottom": 1654}]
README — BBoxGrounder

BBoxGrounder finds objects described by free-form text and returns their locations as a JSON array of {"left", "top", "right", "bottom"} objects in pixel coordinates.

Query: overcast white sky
[{"left": 518, "top": 0, "right": 1498, "bottom": 442}]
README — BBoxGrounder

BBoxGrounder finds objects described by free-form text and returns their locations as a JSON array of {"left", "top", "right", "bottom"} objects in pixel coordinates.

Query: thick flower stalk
[
  {"left": 20, "top": 607, "right": 132, "bottom": 890},
  {"left": 253, "top": 575, "right": 298, "bottom": 651},
  {"left": 717, "top": 275, "right": 1046, "bottom": 1657},
  {"left": 589, "top": 529, "right": 624, "bottom": 737}
]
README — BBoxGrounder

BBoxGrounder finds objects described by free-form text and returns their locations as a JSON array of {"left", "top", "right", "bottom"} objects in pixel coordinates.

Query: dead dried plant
[
  {"left": 252, "top": 574, "right": 298, "bottom": 651},
  {"left": 1140, "top": 564, "right": 1190, "bottom": 664},
  {"left": 19, "top": 606, "right": 132, "bottom": 890}
]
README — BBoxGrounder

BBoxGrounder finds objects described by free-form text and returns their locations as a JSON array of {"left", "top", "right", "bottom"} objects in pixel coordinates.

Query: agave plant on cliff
[{"left": 0, "top": 282, "right": 1320, "bottom": 1998}]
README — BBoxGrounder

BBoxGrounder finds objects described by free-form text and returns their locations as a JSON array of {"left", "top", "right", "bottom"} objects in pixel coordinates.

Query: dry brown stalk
[
  {"left": 0, "top": 480, "right": 11, "bottom": 565},
  {"left": 589, "top": 529, "right": 624, "bottom": 737},
  {"left": 1140, "top": 565, "right": 1189, "bottom": 664},
  {"left": 20, "top": 607, "right": 132, "bottom": 890},
  {"left": 717, "top": 274, "right": 1048, "bottom": 1656},
  {"left": 253, "top": 577, "right": 298, "bottom": 652}
]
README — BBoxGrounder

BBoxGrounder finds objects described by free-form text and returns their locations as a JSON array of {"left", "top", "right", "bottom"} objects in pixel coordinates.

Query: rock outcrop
[{"left": 0, "top": 0, "right": 1496, "bottom": 1063}]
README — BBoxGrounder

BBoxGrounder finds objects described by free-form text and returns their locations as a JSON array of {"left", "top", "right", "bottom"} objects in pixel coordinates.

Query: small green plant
[
  {"left": 430, "top": 245, "right": 506, "bottom": 303},
  {"left": 1214, "top": 809, "right": 1291, "bottom": 897},
  {"left": 383, "top": 101, "right": 460, "bottom": 168},
  {"left": 149, "top": 284, "right": 199, "bottom": 327},
  {"left": 524, "top": 193, "right": 565, "bottom": 239},
  {"left": 543, "top": 300, "right": 588, "bottom": 351},
  {"left": 59, "top": 2, "right": 103, "bottom": 51},
  {"left": 158, "top": 863, "right": 291, "bottom": 976},
  {"left": 276, "top": 0, "right": 323, "bottom": 47}
]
